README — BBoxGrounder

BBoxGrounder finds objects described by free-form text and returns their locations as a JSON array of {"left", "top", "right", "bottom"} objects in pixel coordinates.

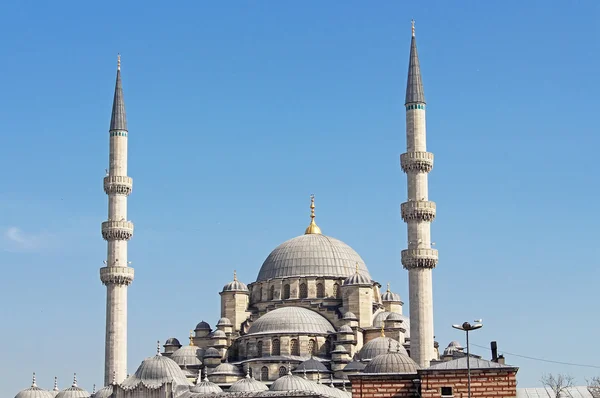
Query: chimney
[
  {"left": 490, "top": 341, "right": 498, "bottom": 362},
  {"left": 497, "top": 355, "right": 505, "bottom": 365}
]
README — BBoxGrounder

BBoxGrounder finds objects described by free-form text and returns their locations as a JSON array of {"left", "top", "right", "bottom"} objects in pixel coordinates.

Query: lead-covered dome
[
  {"left": 247, "top": 307, "right": 335, "bottom": 335},
  {"left": 229, "top": 374, "right": 269, "bottom": 392},
  {"left": 170, "top": 345, "right": 203, "bottom": 366},
  {"left": 363, "top": 352, "right": 420, "bottom": 374},
  {"left": 15, "top": 374, "right": 53, "bottom": 398},
  {"left": 359, "top": 337, "right": 407, "bottom": 361},
  {"left": 256, "top": 234, "right": 370, "bottom": 282},
  {"left": 121, "top": 353, "right": 192, "bottom": 391}
]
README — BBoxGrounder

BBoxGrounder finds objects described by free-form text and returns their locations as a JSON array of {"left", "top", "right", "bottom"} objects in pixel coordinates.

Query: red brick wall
[
  {"left": 420, "top": 370, "right": 517, "bottom": 398},
  {"left": 350, "top": 376, "right": 416, "bottom": 398}
]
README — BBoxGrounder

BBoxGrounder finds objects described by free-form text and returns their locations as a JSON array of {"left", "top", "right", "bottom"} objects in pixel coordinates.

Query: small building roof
[
  {"left": 425, "top": 357, "right": 518, "bottom": 371},
  {"left": 517, "top": 387, "right": 596, "bottom": 398}
]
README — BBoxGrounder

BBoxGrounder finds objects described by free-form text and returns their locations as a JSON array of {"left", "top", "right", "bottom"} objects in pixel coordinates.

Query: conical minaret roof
[
  {"left": 109, "top": 54, "right": 127, "bottom": 132},
  {"left": 405, "top": 20, "right": 425, "bottom": 105}
]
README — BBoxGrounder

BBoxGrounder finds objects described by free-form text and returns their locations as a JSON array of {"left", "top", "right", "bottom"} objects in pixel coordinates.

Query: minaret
[
  {"left": 100, "top": 54, "right": 135, "bottom": 385},
  {"left": 400, "top": 21, "right": 438, "bottom": 368}
]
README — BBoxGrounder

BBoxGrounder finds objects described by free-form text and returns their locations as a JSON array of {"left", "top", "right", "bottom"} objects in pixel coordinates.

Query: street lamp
[{"left": 452, "top": 321, "right": 483, "bottom": 398}]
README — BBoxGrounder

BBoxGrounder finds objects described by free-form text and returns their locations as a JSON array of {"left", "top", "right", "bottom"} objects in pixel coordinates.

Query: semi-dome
[
  {"left": 373, "top": 312, "right": 411, "bottom": 337},
  {"left": 228, "top": 374, "right": 269, "bottom": 392},
  {"left": 170, "top": 345, "right": 203, "bottom": 367},
  {"left": 359, "top": 337, "right": 406, "bottom": 361},
  {"left": 270, "top": 372, "right": 315, "bottom": 392},
  {"left": 211, "top": 363, "right": 243, "bottom": 376},
  {"left": 121, "top": 353, "right": 192, "bottom": 391},
  {"left": 15, "top": 374, "right": 53, "bottom": 398},
  {"left": 55, "top": 376, "right": 89, "bottom": 398},
  {"left": 194, "top": 321, "right": 211, "bottom": 331},
  {"left": 222, "top": 271, "right": 249, "bottom": 292},
  {"left": 191, "top": 373, "right": 222, "bottom": 394},
  {"left": 247, "top": 307, "right": 335, "bottom": 335},
  {"left": 91, "top": 385, "right": 113, "bottom": 398},
  {"left": 256, "top": 233, "right": 370, "bottom": 282},
  {"left": 363, "top": 352, "right": 420, "bottom": 374}
]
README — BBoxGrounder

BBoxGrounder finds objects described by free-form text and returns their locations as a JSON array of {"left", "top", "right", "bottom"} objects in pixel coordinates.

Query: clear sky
[{"left": 1, "top": 0, "right": 599, "bottom": 394}]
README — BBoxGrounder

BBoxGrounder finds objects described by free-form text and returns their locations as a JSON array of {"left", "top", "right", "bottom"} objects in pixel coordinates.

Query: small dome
[
  {"left": 363, "top": 352, "right": 420, "bottom": 374},
  {"left": 359, "top": 337, "right": 406, "bottom": 361},
  {"left": 216, "top": 317, "right": 232, "bottom": 326},
  {"left": 381, "top": 284, "right": 402, "bottom": 302},
  {"left": 386, "top": 313, "right": 403, "bottom": 322},
  {"left": 373, "top": 312, "right": 410, "bottom": 337},
  {"left": 203, "top": 347, "right": 221, "bottom": 358},
  {"left": 164, "top": 337, "right": 181, "bottom": 346},
  {"left": 344, "top": 268, "right": 371, "bottom": 286},
  {"left": 55, "top": 376, "right": 89, "bottom": 398},
  {"left": 343, "top": 360, "right": 367, "bottom": 372},
  {"left": 195, "top": 321, "right": 211, "bottom": 331},
  {"left": 91, "top": 385, "right": 113, "bottom": 398},
  {"left": 170, "top": 345, "right": 203, "bottom": 367},
  {"left": 191, "top": 374, "right": 222, "bottom": 394},
  {"left": 211, "top": 363, "right": 243, "bottom": 376},
  {"left": 228, "top": 374, "right": 269, "bottom": 392},
  {"left": 338, "top": 325, "right": 352, "bottom": 333},
  {"left": 121, "top": 353, "right": 192, "bottom": 391},
  {"left": 293, "top": 358, "right": 329, "bottom": 374},
  {"left": 443, "top": 340, "right": 464, "bottom": 356},
  {"left": 270, "top": 373, "right": 315, "bottom": 392},
  {"left": 331, "top": 345, "right": 348, "bottom": 354},
  {"left": 222, "top": 271, "right": 249, "bottom": 292},
  {"left": 212, "top": 330, "right": 227, "bottom": 338},
  {"left": 342, "top": 312, "right": 358, "bottom": 321},
  {"left": 256, "top": 233, "right": 371, "bottom": 282},
  {"left": 248, "top": 307, "right": 335, "bottom": 335},
  {"left": 15, "top": 374, "right": 53, "bottom": 398}
]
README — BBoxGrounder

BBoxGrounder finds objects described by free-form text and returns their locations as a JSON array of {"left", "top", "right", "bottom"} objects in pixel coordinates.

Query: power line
[{"left": 470, "top": 343, "right": 600, "bottom": 369}]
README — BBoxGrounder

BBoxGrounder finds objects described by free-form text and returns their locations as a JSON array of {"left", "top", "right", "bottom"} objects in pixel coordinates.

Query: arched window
[
  {"left": 324, "top": 339, "right": 331, "bottom": 355},
  {"left": 333, "top": 283, "right": 340, "bottom": 298},
  {"left": 261, "top": 366, "right": 269, "bottom": 381},
  {"left": 279, "top": 366, "right": 287, "bottom": 377},
  {"left": 299, "top": 283, "right": 308, "bottom": 298},
  {"left": 316, "top": 283, "right": 325, "bottom": 298},
  {"left": 269, "top": 285, "right": 275, "bottom": 300},
  {"left": 290, "top": 339, "right": 300, "bottom": 356},
  {"left": 283, "top": 284, "right": 290, "bottom": 299},
  {"left": 308, "top": 339, "right": 316, "bottom": 355},
  {"left": 272, "top": 338, "right": 281, "bottom": 356},
  {"left": 257, "top": 341, "right": 263, "bottom": 357}
]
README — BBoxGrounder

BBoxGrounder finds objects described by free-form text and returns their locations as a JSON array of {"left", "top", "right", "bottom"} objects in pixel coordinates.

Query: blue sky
[{"left": 1, "top": 0, "right": 599, "bottom": 394}]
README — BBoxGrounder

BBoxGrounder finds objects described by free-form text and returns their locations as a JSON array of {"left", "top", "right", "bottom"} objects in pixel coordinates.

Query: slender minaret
[
  {"left": 100, "top": 54, "right": 134, "bottom": 385},
  {"left": 400, "top": 21, "right": 438, "bottom": 368}
]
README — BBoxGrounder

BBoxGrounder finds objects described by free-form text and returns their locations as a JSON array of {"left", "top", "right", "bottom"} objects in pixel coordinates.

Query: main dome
[{"left": 256, "top": 233, "right": 370, "bottom": 282}]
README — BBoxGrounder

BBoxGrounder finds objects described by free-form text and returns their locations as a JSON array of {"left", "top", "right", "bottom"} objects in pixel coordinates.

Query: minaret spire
[
  {"left": 400, "top": 20, "right": 437, "bottom": 368},
  {"left": 101, "top": 54, "right": 135, "bottom": 385}
]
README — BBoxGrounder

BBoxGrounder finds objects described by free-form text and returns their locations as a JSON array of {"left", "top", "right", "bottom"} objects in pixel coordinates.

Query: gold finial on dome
[
  {"left": 380, "top": 322, "right": 385, "bottom": 338},
  {"left": 189, "top": 330, "right": 194, "bottom": 346},
  {"left": 355, "top": 262, "right": 359, "bottom": 274},
  {"left": 304, "top": 194, "right": 322, "bottom": 235}
]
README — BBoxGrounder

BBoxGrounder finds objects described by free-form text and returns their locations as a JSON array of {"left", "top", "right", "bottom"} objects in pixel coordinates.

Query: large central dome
[{"left": 256, "top": 233, "right": 371, "bottom": 282}]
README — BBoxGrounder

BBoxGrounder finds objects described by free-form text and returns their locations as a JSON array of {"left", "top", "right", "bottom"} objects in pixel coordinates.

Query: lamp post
[{"left": 452, "top": 321, "right": 483, "bottom": 398}]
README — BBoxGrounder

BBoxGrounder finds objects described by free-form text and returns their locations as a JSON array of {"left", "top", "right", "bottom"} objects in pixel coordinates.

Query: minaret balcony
[
  {"left": 401, "top": 201, "right": 436, "bottom": 222},
  {"left": 400, "top": 152, "right": 434, "bottom": 173},
  {"left": 104, "top": 176, "right": 133, "bottom": 196},
  {"left": 401, "top": 248, "right": 438, "bottom": 269},
  {"left": 102, "top": 220, "right": 134, "bottom": 241},
  {"left": 100, "top": 266, "right": 135, "bottom": 286}
]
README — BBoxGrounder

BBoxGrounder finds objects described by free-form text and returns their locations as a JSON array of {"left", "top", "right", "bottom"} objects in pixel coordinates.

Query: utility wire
[{"left": 470, "top": 343, "right": 600, "bottom": 369}]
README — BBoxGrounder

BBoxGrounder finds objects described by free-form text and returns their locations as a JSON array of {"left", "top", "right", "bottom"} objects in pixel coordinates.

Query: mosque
[{"left": 13, "top": 22, "right": 521, "bottom": 398}]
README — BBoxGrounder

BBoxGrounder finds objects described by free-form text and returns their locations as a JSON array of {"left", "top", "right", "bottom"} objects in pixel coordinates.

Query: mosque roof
[
  {"left": 170, "top": 345, "right": 203, "bottom": 366},
  {"left": 91, "top": 385, "right": 113, "bottom": 398},
  {"left": 211, "top": 363, "right": 243, "bottom": 376},
  {"left": 344, "top": 265, "right": 371, "bottom": 286},
  {"left": 363, "top": 352, "right": 420, "bottom": 374},
  {"left": 190, "top": 372, "right": 222, "bottom": 394},
  {"left": 381, "top": 284, "right": 402, "bottom": 302},
  {"left": 256, "top": 198, "right": 370, "bottom": 282},
  {"left": 386, "top": 313, "right": 403, "bottom": 322},
  {"left": 426, "top": 357, "right": 517, "bottom": 371},
  {"left": 338, "top": 325, "right": 353, "bottom": 333},
  {"left": 247, "top": 307, "right": 335, "bottom": 335},
  {"left": 229, "top": 374, "right": 269, "bottom": 392},
  {"left": 342, "top": 312, "right": 358, "bottom": 321},
  {"left": 204, "top": 347, "right": 221, "bottom": 358},
  {"left": 14, "top": 374, "right": 53, "bottom": 398},
  {"left": 54, "top": 375, "right": 89, "bottom": 398},
  {"left": 212, "top": 330, "right": 227, "bottom": 338},
  {"left": 194, "top": 321, "right": 211, "bottom": 331},
  {"left": 223, "top": 271, "right": 249, "bottom": 292},
  {"left": 216, "top": 317, "right": 232, "bottom": 326},
  {"left": 372, "top": 312, "right": 410, "bottom": 337},
  {"left": 359, "top": 337, "right": 407, "bottom": 361},
  {"left": 293, "top": 358, "right": 330, "bottom": 374},
  {"left": 164, "top": 337, "right": 181, "bottom": 347},
  {"left": 121, "top": 351, "right": 192, "bottom": 391},
  {"left": 270, "top": 373, "right": 315, "bottom": 392}
]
